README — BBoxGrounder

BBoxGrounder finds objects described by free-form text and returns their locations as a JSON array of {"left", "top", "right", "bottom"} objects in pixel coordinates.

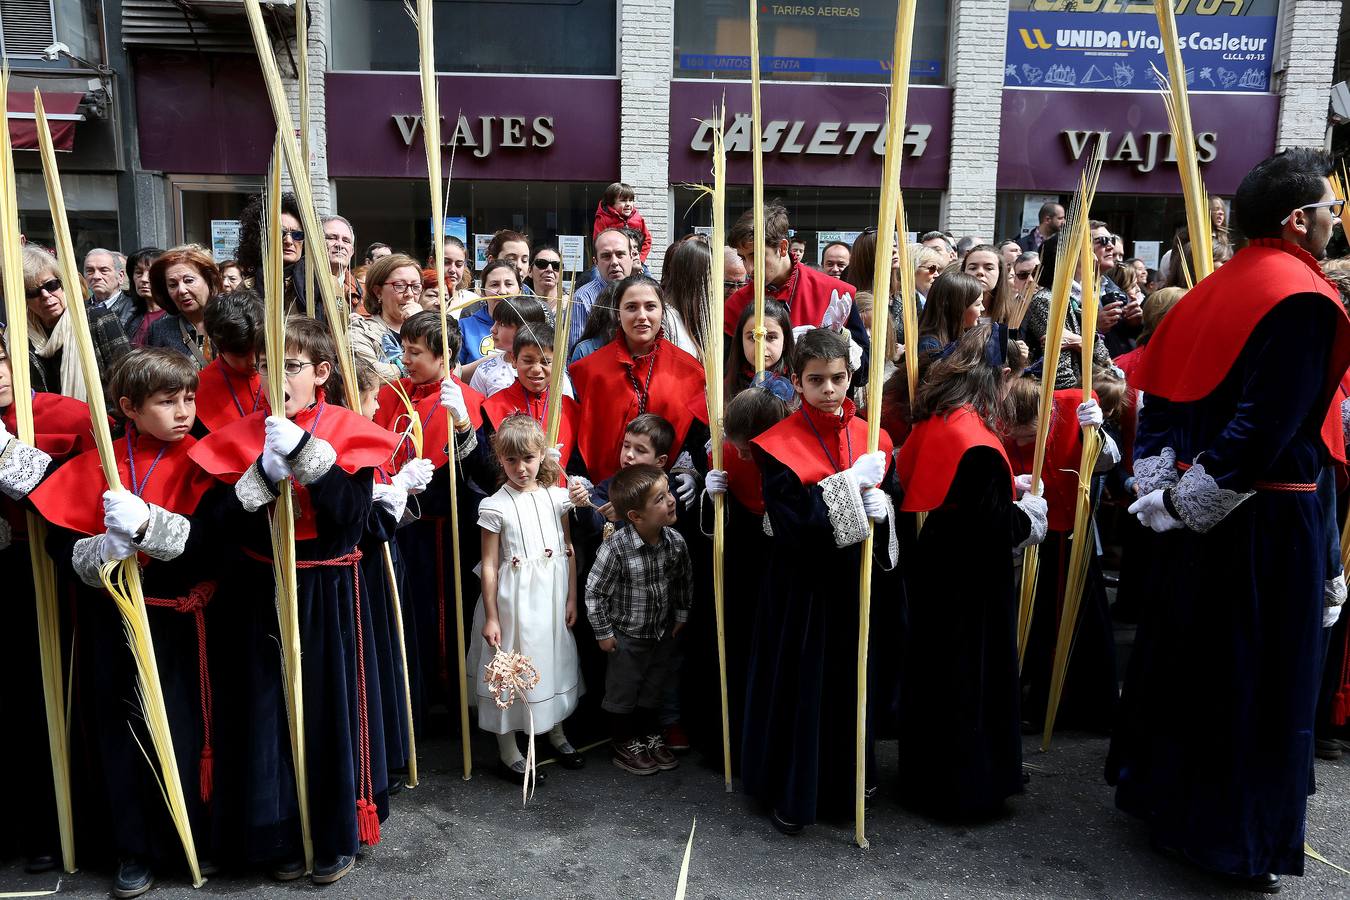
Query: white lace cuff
[
  {"left": 670, "top": 450, "right": 696, "bottom": 475},
  {"left": 133, "top": 504, "right": 190, "bottom": 561},
  {"left": 0, "top": 438, "right": 51, "bottom": 501},
  {"left": 876, "top": 493, "right": 900, "bottom": 571},
  {"left": 762, "top": 513, "right": 773, "bottom": 537},
  {"left": 0, "top": 517, "right": 11, "bottom": 551},
  {"left": 1015, "top": 495, "right": 1049, "bottom": 550},
  {"left": 1325, "top": 575, "right": 1347, "bottom": 609},
  {"left": 1168, "top": 460, "right": 1253, "bottom": 534},
  {"left": 290, "top": 436, "right": 337, "bottom": 485},
  {"left": 1342, "top": 397, "right": 1350, "bottom": 448},
  {"left": 821, "top": 470, "right": 868, "bottom": 549},
  {"left": 1133, "top": 446, "right": 1178, "bottom": 495},
  {"left": 72, "top": 535, "right": 107, "bottom": 588},
  {"left": 373, "top": 482, "right": 409, "bottom": 521},
  {"left": 453, "top": 426, "right": 478, "bottom": 462},
  {"left": 236, "top": 462, "right": 279, "bottom": 513}
]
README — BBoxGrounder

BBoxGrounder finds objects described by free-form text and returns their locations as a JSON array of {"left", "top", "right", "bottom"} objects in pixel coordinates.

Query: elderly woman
[
  {"left": 349, "top": 252, "right": 424, "bottom": 381},
  {"left": 20, "top": 245, "right": 129, "bottom": 400},
  {"left": 145, "top": 246, "right": 221, "bottom": 369}
]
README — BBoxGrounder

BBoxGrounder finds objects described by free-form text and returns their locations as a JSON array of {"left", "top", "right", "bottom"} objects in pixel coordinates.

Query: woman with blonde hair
[{"left": 20, "top": 245, "right": 129, "bottom": 400}]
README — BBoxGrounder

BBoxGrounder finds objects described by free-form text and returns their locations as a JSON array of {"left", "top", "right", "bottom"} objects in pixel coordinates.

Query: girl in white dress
[{"left": 469, "top": 413, "right": 584, "bottom": 780}]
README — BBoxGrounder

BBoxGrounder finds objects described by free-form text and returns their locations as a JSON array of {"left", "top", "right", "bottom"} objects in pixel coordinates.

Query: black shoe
[
  {"left": 113, "top": 858, "right": 154, "bottom": 899},
  {"left": 495, "top": 758, "right": 546, "bottom": 785},
  {"left": 198, "top": 857, "right": 220, "bottom": 877},
  {"left": 1316, "top": 738, "right": 1343, "bottom": 761},
  {"left": 551, "top": 742, "right": 586, "bottom": 770},
  {"left": 23, "top": 854, "right": 58, "bottom": 874},
  {"left": 770, "top": 808, "right": 804, "bottom": 836},
  {"left": 311, "top": 855, "right": 355, "bottom": 885},
  {"left": 1229, "top": 872, "right": 1280, "bottom": 894},
  {"left": 269, "top": 858, "right": 306, "bottom": 882},
  {"left": 387, "top": 775, "right": 406, "bottom": 796}
]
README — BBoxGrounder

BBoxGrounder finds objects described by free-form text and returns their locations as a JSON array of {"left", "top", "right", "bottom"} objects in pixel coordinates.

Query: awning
[{"left": 6, "top": 92, "right": 86, "bottom": 152}]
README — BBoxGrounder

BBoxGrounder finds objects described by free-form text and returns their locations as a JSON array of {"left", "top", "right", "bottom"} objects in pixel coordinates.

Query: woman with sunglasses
[
  {"left": 524, "top": 245, "right": 567, "bottom": 313},
  {"left": 912, "top": 244, "right": 947, "bottom": 305},
  {"left": 21, "top": 245, "right": 130, "bottom": 401},
  {"left": 145, "top": 246, "right": 223, "bottom": 370},
  {"left": 349, "top": 252, "right": 425, "bottom": 381}
]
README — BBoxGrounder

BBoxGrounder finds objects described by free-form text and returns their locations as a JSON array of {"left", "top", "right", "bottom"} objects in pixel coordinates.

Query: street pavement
[{"left": 4, "top": 730, "right": 1347, "bottom": 899}]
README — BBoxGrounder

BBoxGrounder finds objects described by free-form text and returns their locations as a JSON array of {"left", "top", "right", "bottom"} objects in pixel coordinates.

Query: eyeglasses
[
  {"left": 25, "top": 278, "right": 62, "bottom": 299},
  {"left": 533, "top": 258, "right": 561, "bottom": 271},
  {"left": 917, "top": 264, "right": 940, "bottom": 275},
  {"left": 1014, "top": 271, "right": 1036, "bottom": 280},
  {"left": 724, "top": 279, "right": 747, "bottom": 292},
  {"left": 281, "top": 229, "right": 305, "bottom": 243},
  {"left": 1092, "top": 235, "right": 1115, "bottom": 248},
  {"left": 1280, "top": 199, "right": 1346, "bottom": 225},
  {"left": 383, "top": 280, "right": 423, "bottom": 294},
  {"left": 258, "top": 360, "right": 316, "bottom": 377}
]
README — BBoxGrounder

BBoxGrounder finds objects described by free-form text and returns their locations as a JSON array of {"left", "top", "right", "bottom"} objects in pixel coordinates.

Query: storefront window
[
  {"left": 330, "top": 0, "right": 617, "bottom": 76},
  {"left": 335, "top": 179, "right": 609, "bottom": 276},
  {"left": 674, "top": 0, "right": 949, "bottom": 85},
  {"left": 15, "top": 171, "right": 117, "bottom": 260},
  {"left": 995, "top": 191, "right": 1188, "bottom": 272},
  {"left": 673, "top": 185, "right": 944, "bottom": 267}
]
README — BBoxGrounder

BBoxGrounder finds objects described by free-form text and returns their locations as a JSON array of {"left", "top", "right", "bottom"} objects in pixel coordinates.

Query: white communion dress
[{"left": 468, "top": 483, "right": 582, "bottom": 733}]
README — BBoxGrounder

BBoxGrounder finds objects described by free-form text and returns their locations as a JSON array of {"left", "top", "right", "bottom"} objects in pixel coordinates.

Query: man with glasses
[
  {"left": 723, "top": 245, "right": 748, "bottom": 295},
  {"left": 1011, "top": 251, "right": 1039, "bottom": 303},
  {"left": 1022, "top": 220, "right": 1121, "bottom": 388},
  {"left": 1117, "top": 149, "right": 1350, "bottom": 893}
]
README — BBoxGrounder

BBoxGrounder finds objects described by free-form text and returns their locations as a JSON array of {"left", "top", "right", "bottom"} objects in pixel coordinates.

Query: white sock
[
  {"left": 548, "top": 724, "right": 574, "bottom": 753},
  {"left": 497, "top": 732, "right": 523, "bottom": 767}
]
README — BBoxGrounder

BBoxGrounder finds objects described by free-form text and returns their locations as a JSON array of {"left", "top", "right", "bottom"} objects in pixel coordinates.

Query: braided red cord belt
[
  {"left": 1174, "top": 461, "right": 1316, "bottom": 493},
  {"left": 241, "top": 546, "right": 381, "bottom": 845},
  {"left": 143, "top": 580, "right": 218, "bottom": 803}
]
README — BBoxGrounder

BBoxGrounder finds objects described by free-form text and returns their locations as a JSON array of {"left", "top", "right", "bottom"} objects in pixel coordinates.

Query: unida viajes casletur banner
[{"left": 1004, "top": 0, "right": 1278, "bottom": 94}]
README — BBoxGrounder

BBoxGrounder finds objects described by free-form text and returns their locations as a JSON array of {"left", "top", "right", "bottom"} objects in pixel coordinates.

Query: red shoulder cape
[
  {"left": 31, "top": 432, "right": 215, "bottom": 537},
  {"left": 569, "top": 337, "right": 706, "bottom": 482},
  {"left": 752, "top": 400, "right": 892, "bottom": 488},
  {"left": 1130, "top": 239, "right": 1350, "bottom": 457},
  {"left": 195, "top": 357, "right": 268, "bottom": 433},
  {"left": 3, "top": 392, "right": 100, "bottom": 460},
  {"left": 897, "top": 406, "right": 1014, "bottom": 513},
  {"left": 374, "top": 376, "right": 484, "bottom": 470},
  {"left": 688, "top": 393, "right": 767, "bottom": 514},
  {"left": 723, "top": 263, "right": 851, "bottom": 337},
  {"left": 1004, "top": 390, "right": 1090, "bottom": 532},
  {"left": 1329, "top": 369, "right": 1350, "bottom": 467},
  {"left": 482, "top": 380, "right": 579, "bottom": 459}
]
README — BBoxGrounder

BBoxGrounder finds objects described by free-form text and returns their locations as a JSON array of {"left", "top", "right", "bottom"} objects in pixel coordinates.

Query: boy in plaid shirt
[{"left": 585, "top": 463, "right": 693, "bottom": 775}]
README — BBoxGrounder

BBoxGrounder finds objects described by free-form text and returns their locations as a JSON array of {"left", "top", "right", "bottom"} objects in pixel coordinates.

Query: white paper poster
[
  {"left": 210, "top": 220, "right": 241, "bottom": 262},
  {"left": 474, "top": 233, "right": 493, "bottom": 270},
  {"left": 1133, "top": 241, "right": 1161, "bottom": 270},
  {"left": 1021, "top": 195, "right": 1062, "bottom": 234},
  {"left": 558, "top": 234, "right": 586, "bottom": 273},
  {"left": 816, "top": 230, "right": 861, "bottom": 265}
]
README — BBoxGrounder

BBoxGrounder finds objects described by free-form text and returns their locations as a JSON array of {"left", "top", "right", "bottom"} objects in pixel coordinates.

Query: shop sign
[
  {"left": 998, "top": 88, "right": 1277, "bottom": 195},
  {"left": 325, "top": 73, "right": 619, "bottom": 182},
  {"left": 1004, "top": 0, "right": 1279, "bottom": 93},
  {"left": 669, "top": 82, "right": 951, "bottom": 190}
]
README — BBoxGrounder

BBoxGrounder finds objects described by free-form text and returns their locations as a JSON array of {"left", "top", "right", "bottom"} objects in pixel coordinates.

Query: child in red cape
[
  {"left": 894, "top": 323, "right": 1047, "bottom": 821},
  {"left": 188, "top": 317, "right": 400, "bottom": 885},
  {"left": 740, "top": 328, "right": 897, "bottom": 836},
  {"left": 30, "top": 349, "right": 222, "bottom": 897},
  {"left": 0, "top": 337, "right": 99, "bottom": 875},
  {"left": 193, "top": 290, "right": 268, "bottom": 434},
  {"left": 592, "top": 181, "right": 653, "bottom": 264},
  {"left": 480, "top": 322, "right": 580, "bottom": 485},
  {"left": 371, "top": 311, "right": 487, "bottom": 725}
]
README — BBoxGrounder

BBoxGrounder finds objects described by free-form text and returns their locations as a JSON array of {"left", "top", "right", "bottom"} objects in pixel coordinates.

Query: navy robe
[{"left": 1108, "top": 297, "right": 1337, "bottom": 877}]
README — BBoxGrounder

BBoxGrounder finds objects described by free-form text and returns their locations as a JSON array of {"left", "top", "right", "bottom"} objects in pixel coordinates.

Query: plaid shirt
[{"left": 585, "top": 524, "right": 693, "bottom": 641}]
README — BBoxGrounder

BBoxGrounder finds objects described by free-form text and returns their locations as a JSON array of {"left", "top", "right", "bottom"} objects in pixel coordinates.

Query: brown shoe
[
  {"left": 646, "top": 734, "right": 679, "bottom": 770},
  {"left": 612, "top": 738, "right": 659, "bottom": 775}
]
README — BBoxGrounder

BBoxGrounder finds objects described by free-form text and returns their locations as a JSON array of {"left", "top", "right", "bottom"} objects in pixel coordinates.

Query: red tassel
[
  {"left": 1334, "top": 689, "right": 1348, "bottom": 728},
  {"left": 356, "top": 799, "right": 381, "bottom": 846},
  {"left": 199, "top": 745, "right": 214, "bottom": 803}
]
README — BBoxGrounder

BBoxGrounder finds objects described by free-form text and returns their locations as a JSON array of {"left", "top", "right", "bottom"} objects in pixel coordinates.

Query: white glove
[
  {"left": 261, "top": 446, "right": 290, "bottom": 484},
  {"left": 674, "top": 472, "right": 698, "bottom": 509},
  {"left": 821, "top": 289, "right": 853, "bottom": 330},
  {"left": 545, "top": 445, "right": 563, "bottom": 465},
  {"left": 98, "top": 529, "right": 135, "bottom": 564},
  {"left": 1014, "top": 474, "right": 1034, "bottom": 497},
  {"left": 1327, "top": 605, "right": 1344, "bottom": 629},
  {"left": 103, "top": 490, "right": 150, "bottom": 537},
  {"left": 791, "top": 324, "right": 813, "bottom": 342},
  {"left": 393, "top": 458, "right": 435, "bottom": 495},
  {"left": 265, "top": 415, "right": 306, "bottom": 456},
  {"left": 1077, "top": 399, "right": 1104, "bottom": 429},
  {"left": 848, "top": 450, "right": 887, "bottom": 489},
  {"left": 1128, "top": 489, "right": 1183, "bottom": 533},
  {"left": 705, "top": 469, "right": 728, "bottom": 496},
  {"left": 440, "top": 378, "right": 468, "bottom": 423},
  {"left": 861, "top": 487, "right": 888, "bottom": 523},
  {"left": 567, "top": 476, "right": 592, "bottom": 508}
]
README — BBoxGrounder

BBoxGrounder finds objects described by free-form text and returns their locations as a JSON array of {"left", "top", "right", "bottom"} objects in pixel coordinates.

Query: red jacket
[
  {"left": 593, "top": 201, "right": 653, "bottom": 262},
  {"left": 723, "top": 262, "right": 850, "bottom": 337}
]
